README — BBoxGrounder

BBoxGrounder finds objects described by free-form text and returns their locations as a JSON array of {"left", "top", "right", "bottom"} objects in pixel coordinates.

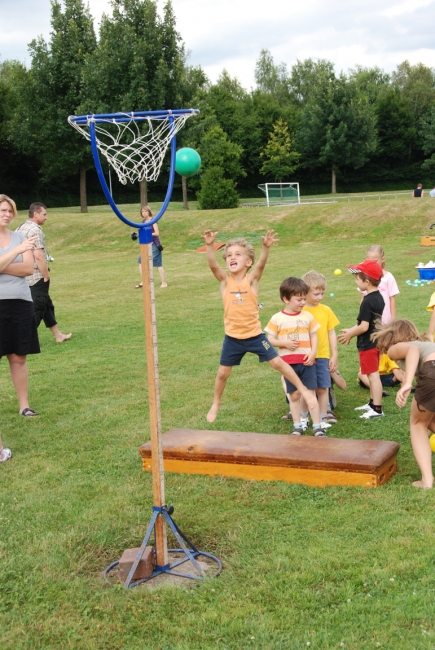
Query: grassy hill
[{"left": 1, "top": 196, "right": 434, "bottom": 649}]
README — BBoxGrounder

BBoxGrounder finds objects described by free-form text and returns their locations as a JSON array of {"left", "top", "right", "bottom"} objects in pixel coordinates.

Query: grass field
[{"left": 1, "top": 194, "right": 435, "bottom": 650}]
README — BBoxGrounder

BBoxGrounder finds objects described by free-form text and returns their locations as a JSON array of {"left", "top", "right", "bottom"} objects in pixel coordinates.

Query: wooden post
[
  {"left": 181, "top": 175, "right": 189, "bottom": 210},
  {"left": 140, "top": 240, "right": 168, "bottom": 567},
  {"left": 79, "top": 163, "right": 88, "bottom": 213},
  {"left": 140, "top": 179, "right": 148, "bottom": 206}
]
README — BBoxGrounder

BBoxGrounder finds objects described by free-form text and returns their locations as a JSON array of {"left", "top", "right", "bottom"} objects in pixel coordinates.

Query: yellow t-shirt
[
  {"left": 427, "top": 291, "right": 435, "bottom": 311},
  {"left": 378, "top": 353, "right": 399, "bottom": 375},
  {"left": 303, "top": 304, "right": 340, "bottom": 358}
]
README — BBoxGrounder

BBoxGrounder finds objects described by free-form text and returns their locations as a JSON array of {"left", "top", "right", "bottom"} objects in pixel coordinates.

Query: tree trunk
[
  {"left": 181, "top": 175, "right": 189, "bottom": 210},
  {"left": 331, "top": 167, "right": 337, "bottom": 194},
  {"left": 140, "top": 178, "right": 148, "bottom": 206},
  {"left": 80, "top": 164, "right": 88, "bottom": 213}
]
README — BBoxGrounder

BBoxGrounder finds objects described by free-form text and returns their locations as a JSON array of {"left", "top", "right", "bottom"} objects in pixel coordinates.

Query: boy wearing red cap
[{"left": 338, "top": 260, "right": 385, "bottom": 419}]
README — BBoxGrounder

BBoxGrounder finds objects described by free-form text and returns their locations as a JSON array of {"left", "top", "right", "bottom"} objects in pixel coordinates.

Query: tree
[
  {"left": 289, "top": 58, "right": 335, "bottom": 107},
  {"left": 82, "top": 0, "right": 186, "bottom": 204},
  {"left": 348, "top": 65, "right": 390, "bottom": 104},
  {"left": 254, "top": 49, "right": 290, "bottom": 102},
  {"left": 260, "top": 118, "right": 299, "bottom": 181},
  {"left": 296, "top": 75, "right": 377, "bottom": 193},
  {"left": 196, "top": 124, "right": 245, "bottom": 209},
  {"left": 9, "top": 0, "right": 97, "bottom": 212},
  {"left": 420, "top": 106, "right": 435, "bottom": 173},
  {"left": 392, "top": 61, "right": 435, "bottom": 123},
  {"left": 375, "top": 89, "right": 415, "bottom": 166}
]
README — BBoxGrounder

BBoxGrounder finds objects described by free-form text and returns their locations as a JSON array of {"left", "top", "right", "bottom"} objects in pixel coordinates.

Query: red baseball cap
[{"left": 347, "top": 259, "right": 383, "bottom": 281}]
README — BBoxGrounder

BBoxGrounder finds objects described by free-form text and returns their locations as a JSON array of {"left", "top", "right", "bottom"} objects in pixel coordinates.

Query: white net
[
  {"left": 68, "top": 112, "right": 194, "bottom": 185},
  {"left": 258, "top": 183, "right": 300, "bottom": 206}
]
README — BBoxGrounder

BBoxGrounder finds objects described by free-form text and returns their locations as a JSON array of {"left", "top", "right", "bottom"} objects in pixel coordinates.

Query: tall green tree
[
  {"left": 289, "top": 58, "right": 335, "bottom": 107},
  {"left": 196, "top": 124, "right": 245, "bottom": 209},
  {"left": 82, "top": 0, "right": 186, "bottom": 203},
  {"left": 420, "top": 105, "right": 435, "bottom": 173},
  {"left": 260, "top": 118, "right": 299, "bottom": 181},
  {"left": 392, "top": 61, "right": 435, "bottom": 123},
  {"left": 254, "top": 49, "right": 290, "bottom": 102},
  {"left": 9, "top": 0, "right": 97, "bottom": 212},
  {"left": 349, "top": 65, "right": 390, "bottom": 104},
  {"left": 297, "top": 75, "right": 377, "bottom": 193}
]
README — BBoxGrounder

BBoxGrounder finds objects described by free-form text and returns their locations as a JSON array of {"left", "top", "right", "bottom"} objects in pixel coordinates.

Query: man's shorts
[
  {"left": 359, "top": 347, "right": 380, "bottom": 375},
  {"left": 284, "top": 363, "right": 317, "bottom": 394},
  {"left": 315, "top": 358, "right": 331, "bottom": 389},
  {"left": 220, "top": 334, "right": 278, "bottom": 366}
]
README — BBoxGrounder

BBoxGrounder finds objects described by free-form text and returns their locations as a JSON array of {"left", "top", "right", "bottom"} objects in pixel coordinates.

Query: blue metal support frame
[{"left": 104, "top": 505, "right": 222, "bottom": 588}]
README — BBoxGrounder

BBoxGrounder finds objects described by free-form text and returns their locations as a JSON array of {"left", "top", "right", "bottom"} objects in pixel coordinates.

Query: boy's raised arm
[
  {"left": 250, "top": 230, "right": 279, "bottom": 285},
  {"left": 201, "top": 230, "right": 227, "bottom": 283}
]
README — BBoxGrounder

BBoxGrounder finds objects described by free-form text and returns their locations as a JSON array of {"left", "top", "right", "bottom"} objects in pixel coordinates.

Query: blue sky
[{"left": 1, "top": 0, "right": 435, "bottom": 88}]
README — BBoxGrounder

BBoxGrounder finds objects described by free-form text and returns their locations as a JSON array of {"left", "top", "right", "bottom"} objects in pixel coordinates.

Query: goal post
[{"left": 258, "top": 182, "right": 300, "bottom": 207}]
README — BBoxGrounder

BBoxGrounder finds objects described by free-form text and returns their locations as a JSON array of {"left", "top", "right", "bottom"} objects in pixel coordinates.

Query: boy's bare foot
[
  {"left": 206, "top": 403, "right": 220, "bottom": 423},
  {"left": 412, "top": 480, "right": 433, "bottom": 489},
  {"left": 56, "top": 333, "right": 72, "bottom": 342},
  {"left": 160, "top": 283, "right": 168, "bottom": 288}
]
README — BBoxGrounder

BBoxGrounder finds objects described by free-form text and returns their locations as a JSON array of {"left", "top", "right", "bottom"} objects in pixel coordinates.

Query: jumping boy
[
  {"left": 202, "top": 230, "right": 317, "bottom": 423},
  {"left": 301, "top": 270, "right": 340, "bottom": 426},
  {"left": 338, "top": 260, "right": 385, "bottom": 419},
  {"left": 265, "top": 277, "right": 325, "bottom": 436}
]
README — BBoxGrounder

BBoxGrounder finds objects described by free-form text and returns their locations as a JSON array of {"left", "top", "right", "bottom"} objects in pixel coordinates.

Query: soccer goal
[{"left": 258, "top": 182, "right": 300, "bottom": 207}]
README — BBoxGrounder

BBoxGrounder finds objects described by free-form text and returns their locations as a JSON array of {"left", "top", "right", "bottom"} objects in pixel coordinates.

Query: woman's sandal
[
  {"left": 135, "top": 283, "right": 143, "bottom": 289},
  {"left": 21, "top": 408, "right": 38, "bottom": 417}
]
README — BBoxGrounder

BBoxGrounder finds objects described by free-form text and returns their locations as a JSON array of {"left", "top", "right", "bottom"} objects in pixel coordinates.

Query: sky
[{"left": 1, "top": 0, "right": 435, "bottom": 89}]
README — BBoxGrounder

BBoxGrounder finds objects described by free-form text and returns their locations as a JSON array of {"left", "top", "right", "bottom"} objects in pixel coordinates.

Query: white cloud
[{"left": 1, "top": 0, "right": 435, "bottom": 88}]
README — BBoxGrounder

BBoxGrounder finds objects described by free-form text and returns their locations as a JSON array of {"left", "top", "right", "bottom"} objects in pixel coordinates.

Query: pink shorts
[{"left": 359, "top": 348, "right": 380, "bottom": 375}]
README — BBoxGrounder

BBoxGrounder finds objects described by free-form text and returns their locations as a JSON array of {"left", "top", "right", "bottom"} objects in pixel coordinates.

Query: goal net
[{"left": 258, "top": 183, "right": 300, "bottom": 207}]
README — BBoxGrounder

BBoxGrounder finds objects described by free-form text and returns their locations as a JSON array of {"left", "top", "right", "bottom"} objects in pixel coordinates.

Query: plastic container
[{"left": 416, "top": 267, "right": 435, "bottom": 280}]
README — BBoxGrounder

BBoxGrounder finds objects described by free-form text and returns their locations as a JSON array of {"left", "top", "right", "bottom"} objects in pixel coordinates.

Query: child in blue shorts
[
  {"left": 202, "top": 230, "right": 317, "bottom": 424},
  {"left": 265, "top": 277, "right": 324, "bottom": 436},
  {"left": 301, "top": 270, "right": 340, "bottom": 428}
]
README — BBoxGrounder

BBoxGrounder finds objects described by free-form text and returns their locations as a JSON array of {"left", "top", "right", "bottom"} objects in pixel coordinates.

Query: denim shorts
[
  {"left": 284, "top": 363, "right": 317, "bottom": 393},
  {"left": 220, "top": 333, "right": 278, "bottom": 366},
  {"left": 314, "top": 357, "right": 331, "bottom": 389}
]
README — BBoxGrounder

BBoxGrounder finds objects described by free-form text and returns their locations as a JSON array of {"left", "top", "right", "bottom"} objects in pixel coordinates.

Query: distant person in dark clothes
[
  {"left": 16, "top": 203, "right": 71, "bottom": 343},
  {"left": 413, "top": 184, "right": 424, "bottom": 197}
]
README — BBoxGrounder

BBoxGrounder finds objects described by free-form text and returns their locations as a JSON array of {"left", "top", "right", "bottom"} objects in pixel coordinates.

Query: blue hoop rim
[{"left": 69, "top": 108, "right": 199, "bottom": 126}]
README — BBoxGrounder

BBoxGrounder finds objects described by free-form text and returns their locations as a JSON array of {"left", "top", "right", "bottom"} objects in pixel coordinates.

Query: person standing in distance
[{"left": 17, "top": 203, "right": 71, "bottom": 343}]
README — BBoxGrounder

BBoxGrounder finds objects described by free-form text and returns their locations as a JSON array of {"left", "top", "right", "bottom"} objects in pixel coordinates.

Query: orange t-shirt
[{"left": 223, "top": 275, "right": 262, "bottom": 339}]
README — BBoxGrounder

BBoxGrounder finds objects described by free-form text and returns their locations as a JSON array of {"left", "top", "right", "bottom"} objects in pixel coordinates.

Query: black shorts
[
  {"left": 220, "top": 333, "right": 278, "bottom": 366},
  {"left": 415, "top": 360, "right": 435, "bottom": 412},
  {"left": 0, "top": 299, "right": 40, "bottom": 357}
]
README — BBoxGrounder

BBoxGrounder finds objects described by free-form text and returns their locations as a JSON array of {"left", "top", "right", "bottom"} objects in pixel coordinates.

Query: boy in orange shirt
[{"left": 202, "top": 229, "right": 317, "bottom": 423}]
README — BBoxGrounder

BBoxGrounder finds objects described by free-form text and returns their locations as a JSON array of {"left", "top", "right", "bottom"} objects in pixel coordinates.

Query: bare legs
[
  {"left": 206, "top": 356, "right": 318, "bottom": 423},
  {"left": 207, "top": 365, "right": 232, "bottom": 422},
  {"left": 367, "top": 370, "right": 383, "bottom": 407},
  {"left": 49, "top": 325, "right": 72, "bottom": 343},
  {"left": 7, "top": 354, "right": 31, "bottom": 414},
  {"left": 409, "top": 398, "right": 434, "bottom": 489},
  {"left": 137, "top": 263, "right": 167, "bottom": 288},
  {"left": 158, "top": 266, "right": 167, "bottom": 288}
]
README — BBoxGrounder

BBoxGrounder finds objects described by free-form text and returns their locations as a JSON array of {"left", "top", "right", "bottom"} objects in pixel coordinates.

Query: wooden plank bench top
[{"left": 139, "top": 429, "right": 400, "bottom": 488}]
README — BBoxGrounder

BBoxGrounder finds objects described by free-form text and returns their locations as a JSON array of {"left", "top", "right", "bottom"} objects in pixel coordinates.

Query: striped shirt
[
  {"left": 15, "top": 220, "right": 45, "bottom": 286},
  {"left": 265, "top": 310, "right": 319, "bottom": 364}
]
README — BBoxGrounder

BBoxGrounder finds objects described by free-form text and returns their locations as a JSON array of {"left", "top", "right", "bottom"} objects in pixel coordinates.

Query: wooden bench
[{"left": 139, "top": 429, "right": 400, "bottom": 488}]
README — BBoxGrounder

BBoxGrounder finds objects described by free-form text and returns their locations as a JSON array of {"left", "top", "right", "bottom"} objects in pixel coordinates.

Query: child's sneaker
[
  {"left": 319, "top": 421, "right": 332, "bottom": 430},
  {"left": 300, "top": 416, "right": 310, "bottom": 431},
  {"left": 359, "top": 409, "right": 384, "bottom": 419},
  {"left": 280, "top": 412, "right": 292, "bottom": 421},
  {"left": 0, "top": 448, "right": 11, "bottom": 462},
  {"left": 354, "top": 403, "right": 372, "bottom": 411},
  {"left": 313, "top": 427, "right": 328, "bottom": 437},
  {"left": 290, "top": 427, "right": 305, "bottom": 436}
]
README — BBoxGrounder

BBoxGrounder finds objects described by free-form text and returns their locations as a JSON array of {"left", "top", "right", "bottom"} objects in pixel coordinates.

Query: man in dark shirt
[
  {"left": 413, "top": 184, "right": 424, "bottom": 197},
  {"left": 338, "top": 260, "right": 385, "bottom": 419}
]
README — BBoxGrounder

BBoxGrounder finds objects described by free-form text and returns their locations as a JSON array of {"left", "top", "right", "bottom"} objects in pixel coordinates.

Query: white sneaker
[
  {"left": 300, "top": 417, "right": 309, "bottom": 431},
  {"left": 355, "top": 403, "right": 372, "bottom": 411},
  {"left": 0, "top": 448, "right": 11, "bottom": 462},
  {"left": 360, "top": 409, "right": 384, "bottom": 419},
  {"left": 319, "top": 421, "right": 332, "bottom": 430}
]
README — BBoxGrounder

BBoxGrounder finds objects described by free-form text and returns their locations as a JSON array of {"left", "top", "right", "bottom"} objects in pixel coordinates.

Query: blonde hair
[
  {"left": 366, "top": 244, "right": 385, "bottom": 269},
  {"left": 301, "top": 270, "right": 326, "bottom": 290},
  {"left": 371, "top": 318, "right": 426, "bottom": 353},
  {"left": 140, "top": 205, "right": 153, "bottom": 222},
  {"left": 0, "top": 194, "right": 17, "bottom": 218},
  {"left": 222, "top": 238, "right": 255, "bottom": 264}
]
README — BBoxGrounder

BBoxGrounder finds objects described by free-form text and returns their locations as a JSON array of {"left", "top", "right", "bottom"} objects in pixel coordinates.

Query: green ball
[{"left": 175, "top": 148, "right": 201, "bottom": 177}]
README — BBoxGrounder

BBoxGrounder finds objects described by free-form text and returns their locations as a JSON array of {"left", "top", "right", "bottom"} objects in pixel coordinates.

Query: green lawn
[{"left": 1, "top": 195, "right": 435, "bottom": 649}]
